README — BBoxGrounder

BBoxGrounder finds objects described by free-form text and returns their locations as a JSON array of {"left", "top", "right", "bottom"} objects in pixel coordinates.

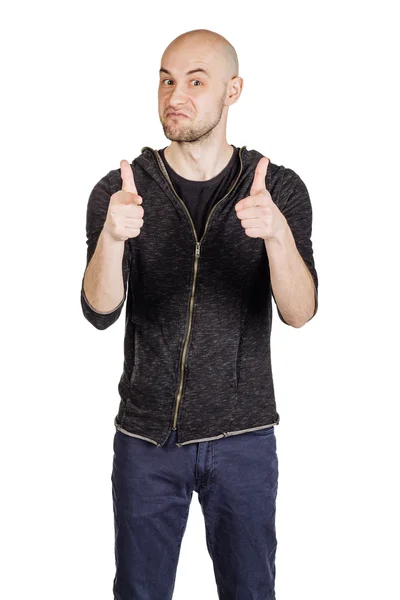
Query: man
[{"left": 81, "top": 28, "right": 318, "bottom": 600}]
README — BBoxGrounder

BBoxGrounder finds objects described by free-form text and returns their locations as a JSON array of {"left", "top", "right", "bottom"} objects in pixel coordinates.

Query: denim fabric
[{"left": 112, "top": 425, "right": 279, "bottom": 600}]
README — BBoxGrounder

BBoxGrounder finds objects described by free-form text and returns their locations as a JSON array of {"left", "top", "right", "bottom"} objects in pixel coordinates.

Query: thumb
[
  {"left": 249, "top": 156, "right": 270, "bottom": 196},
  {"left": 120, "top": 160, "right": 140, "bottom": 200}
]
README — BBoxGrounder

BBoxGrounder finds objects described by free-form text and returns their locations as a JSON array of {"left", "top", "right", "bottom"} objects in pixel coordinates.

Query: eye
[{"left": 160, "top": 79, "right": 202, "bottom": 86}]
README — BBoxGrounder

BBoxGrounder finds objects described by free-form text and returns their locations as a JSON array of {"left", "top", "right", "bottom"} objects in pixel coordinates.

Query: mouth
[{"left": 166, "top": 113, "right": 189, "bottom": 118}]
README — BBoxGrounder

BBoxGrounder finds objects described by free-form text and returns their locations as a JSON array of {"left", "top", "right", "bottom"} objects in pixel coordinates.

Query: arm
[
  {"left": 80, "top": 173, "right": 131, "bottom": 330},
  {"left": 267, "top": 168, "right": 318, "bottom": 328}
]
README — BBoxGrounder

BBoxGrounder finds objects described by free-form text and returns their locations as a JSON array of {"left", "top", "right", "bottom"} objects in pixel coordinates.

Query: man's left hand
[{"left": 234, "top": 157, "right": 287, "bottom": 240}]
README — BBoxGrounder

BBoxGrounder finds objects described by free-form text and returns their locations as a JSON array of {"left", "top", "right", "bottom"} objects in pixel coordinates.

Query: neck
[{"left": 164, "top": 140, "right": 234, "bottom": 181}]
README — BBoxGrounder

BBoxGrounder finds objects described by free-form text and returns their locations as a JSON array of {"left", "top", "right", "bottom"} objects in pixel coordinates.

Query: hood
[{"left": 133, "top": 145, "right": 274, "bottom": 198}]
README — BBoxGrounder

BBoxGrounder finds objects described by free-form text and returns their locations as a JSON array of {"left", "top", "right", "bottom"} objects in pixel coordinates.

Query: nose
[{"left": 167, "top": 82, "right": 187, "bottom": 108}]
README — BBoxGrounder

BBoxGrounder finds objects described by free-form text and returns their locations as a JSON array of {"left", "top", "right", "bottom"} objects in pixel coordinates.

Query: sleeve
[
  {"left": 80, "top": 171, "right": 131, "bottom": 330},
  {"left": 272, "top": 167, "right": 318, "bottom": 325}
]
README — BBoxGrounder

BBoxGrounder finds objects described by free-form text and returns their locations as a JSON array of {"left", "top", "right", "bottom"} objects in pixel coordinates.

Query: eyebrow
[{"left": 159, "top": 67, "right": 210, "bottom": 78}]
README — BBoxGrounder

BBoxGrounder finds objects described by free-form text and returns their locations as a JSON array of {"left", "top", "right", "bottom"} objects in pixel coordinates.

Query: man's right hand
[{"left": 103, "top": 160, "right": 144, "bottom": 242}]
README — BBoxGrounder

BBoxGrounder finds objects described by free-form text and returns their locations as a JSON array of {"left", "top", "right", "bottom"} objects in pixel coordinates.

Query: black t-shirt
[{"left": 158, "top": 144, "right": 240, "bottom": 240}]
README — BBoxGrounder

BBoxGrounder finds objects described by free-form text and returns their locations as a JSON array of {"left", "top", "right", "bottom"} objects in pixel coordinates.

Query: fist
[{"left": 103, "top": 160, "right": 144, "bottom": 242}]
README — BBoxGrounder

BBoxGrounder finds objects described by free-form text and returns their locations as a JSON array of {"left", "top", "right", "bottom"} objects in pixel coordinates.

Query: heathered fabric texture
[{"left": 81, "top": 145, "right": 318, "bottom": 447}]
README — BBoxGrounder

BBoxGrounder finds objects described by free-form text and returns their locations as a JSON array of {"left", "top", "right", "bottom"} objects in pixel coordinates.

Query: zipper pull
[{"left": 195, "top": 242, "right": 200, "bottom": 257}]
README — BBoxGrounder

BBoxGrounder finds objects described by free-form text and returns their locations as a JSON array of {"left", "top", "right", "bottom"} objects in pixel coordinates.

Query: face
[{"left": 158, "top": 44, "right": 229, "bottom": 143}]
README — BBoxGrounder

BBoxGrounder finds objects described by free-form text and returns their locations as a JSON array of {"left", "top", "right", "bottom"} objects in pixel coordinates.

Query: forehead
[
  {"left": 160, "top": 44, "right": 221, "bottom": 77},
  {"left": 159, "top": 65, "right": 211, "bottom": 78}
]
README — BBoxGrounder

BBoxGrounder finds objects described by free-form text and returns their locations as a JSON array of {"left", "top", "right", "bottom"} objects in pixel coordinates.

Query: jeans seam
[
  {"left": 170, "top": 502, "right": 191, "bottom": 588},
  {"left": 203, "top": 516, "right": 223, "bottom": 599}
]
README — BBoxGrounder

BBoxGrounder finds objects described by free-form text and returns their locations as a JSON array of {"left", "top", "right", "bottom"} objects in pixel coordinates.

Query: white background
[{"left": 1, "top": 1, "right": 399, "bottom": 598}]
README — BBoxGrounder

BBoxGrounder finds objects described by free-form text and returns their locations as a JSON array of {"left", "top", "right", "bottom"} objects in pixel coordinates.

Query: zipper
[{"left": 143, "top": 145, "right": 246, "bottom": 431}]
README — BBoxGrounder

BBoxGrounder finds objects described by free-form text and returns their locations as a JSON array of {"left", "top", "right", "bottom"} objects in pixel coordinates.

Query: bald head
[
  {"left": 158, "top": 29, "right": 242, "bottom": 145},
  {"left": 162, "top": 29, "right": 239, "bottom": 84}
]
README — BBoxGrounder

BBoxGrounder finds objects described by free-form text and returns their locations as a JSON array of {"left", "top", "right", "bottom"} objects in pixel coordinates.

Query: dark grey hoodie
[{"left": 81, "top": 145, "right": 318, "bottom": 447}]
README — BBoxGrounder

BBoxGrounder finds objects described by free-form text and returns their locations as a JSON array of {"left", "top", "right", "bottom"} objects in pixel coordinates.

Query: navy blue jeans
[{"left": 111, "top": 426, "right": 279, "bottom": 600}]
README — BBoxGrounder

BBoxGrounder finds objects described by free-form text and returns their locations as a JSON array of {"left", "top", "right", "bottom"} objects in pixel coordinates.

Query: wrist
[
  {"left": 101, "top": 226, "right": 126, "bottom": 245},
  {"left": 264, "top": 219, "right": 293, "bottom": 248}
]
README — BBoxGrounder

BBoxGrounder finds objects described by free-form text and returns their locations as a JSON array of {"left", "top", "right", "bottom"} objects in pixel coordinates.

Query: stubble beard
[{"left": 160, "top": 92, "right": 226, "bottom": 144}]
